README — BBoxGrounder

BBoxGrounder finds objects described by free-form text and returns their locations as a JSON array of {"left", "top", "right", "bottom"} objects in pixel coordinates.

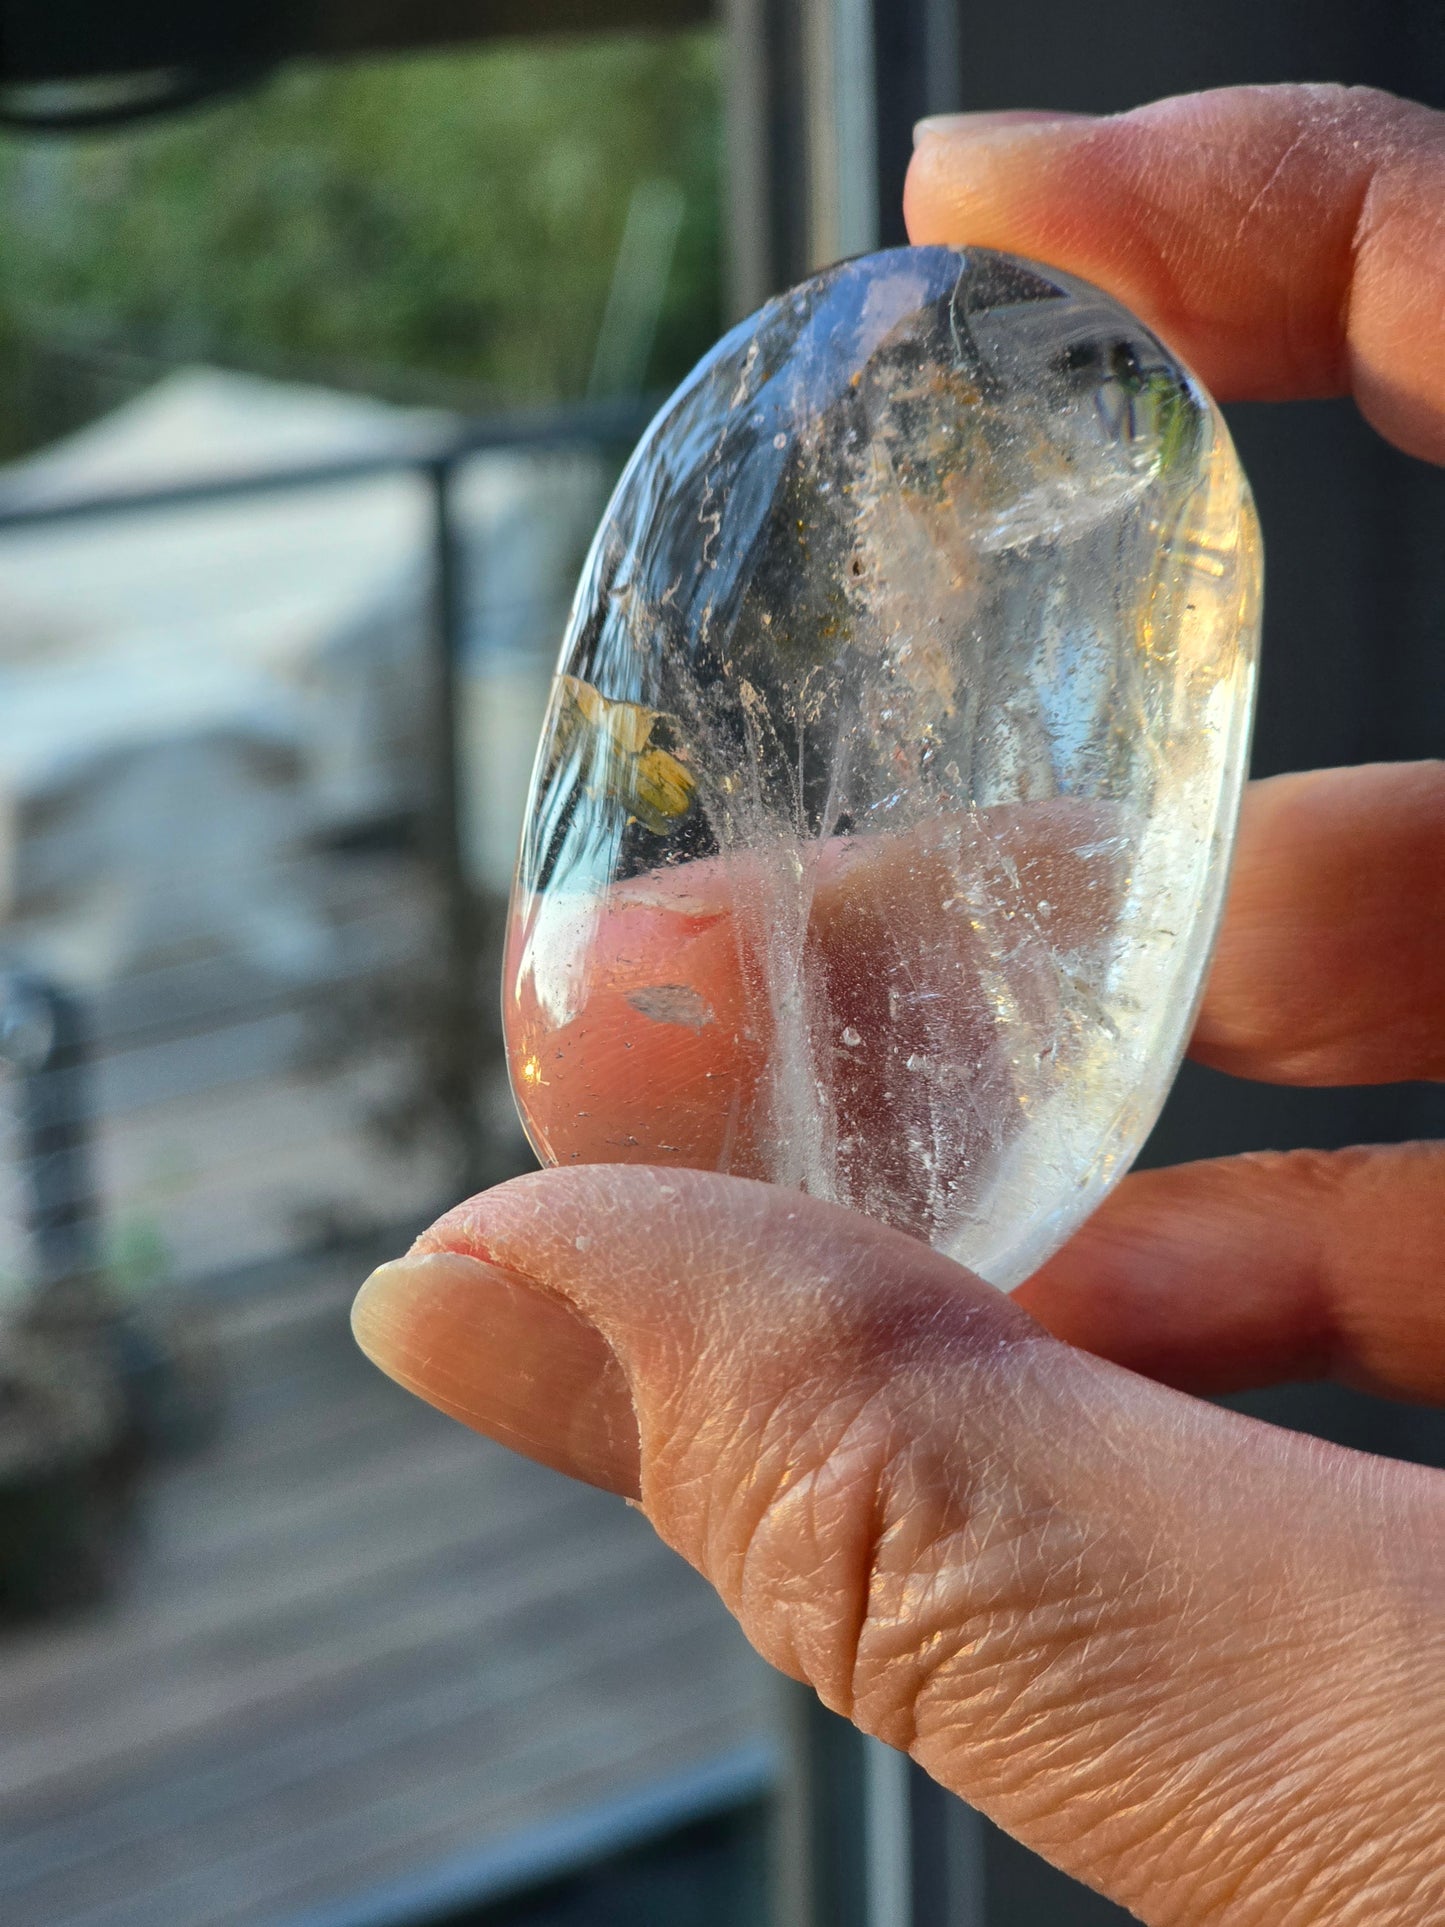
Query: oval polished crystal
[{"left": 504, "top": 247, "right": 1261, "bottom": 1288}]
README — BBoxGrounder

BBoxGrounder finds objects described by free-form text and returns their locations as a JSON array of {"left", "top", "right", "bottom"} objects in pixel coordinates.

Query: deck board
[{"left": 0, "top": 1263, "right": 773, "bottom": 1925}]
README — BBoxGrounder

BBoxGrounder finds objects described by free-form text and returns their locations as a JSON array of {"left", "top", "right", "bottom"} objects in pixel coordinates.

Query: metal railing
[{"left": 0, "top": 393, "right": 655, "bottom": 1296}]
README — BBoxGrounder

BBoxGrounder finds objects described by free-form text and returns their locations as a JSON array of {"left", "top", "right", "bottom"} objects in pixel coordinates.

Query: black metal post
[
  {"left": 871, "top": 0, "right": 961, "bottom": 248},
  {"left": 773, "top": 1681, "right": 870, "bottom": 1927},
  {"left": 0, "top": 970, "right": 100, "bottom": 1291},
  {"left": 774, "top": 1677, "right": 990, "bottom": 1927},
  {"left": 906, "top": 1758, "right": 988, "bottom": 1926}
]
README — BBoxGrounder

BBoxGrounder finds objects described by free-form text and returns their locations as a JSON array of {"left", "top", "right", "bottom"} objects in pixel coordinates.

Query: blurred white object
[
  {"left": 0, "top": 369, "right": 605, "bottom": 1278},
  {"left": 0, "top": 367, "right": 603, "bottom": 983}
]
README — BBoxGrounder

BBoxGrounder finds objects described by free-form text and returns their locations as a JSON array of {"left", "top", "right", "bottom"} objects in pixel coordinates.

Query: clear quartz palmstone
[{"left": 504, "top": 247, "right": 1261, "bottom": 1289}]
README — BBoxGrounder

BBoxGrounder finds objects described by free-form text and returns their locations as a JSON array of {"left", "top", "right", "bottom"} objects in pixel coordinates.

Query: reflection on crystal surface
[{"left": 505, "top": 247, "right": 1261, "bottom": 1288}]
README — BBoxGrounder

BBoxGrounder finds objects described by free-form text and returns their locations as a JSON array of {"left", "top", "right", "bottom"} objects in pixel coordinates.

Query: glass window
[{"left": 0, "top": 32, "right": 777, "bottom": 1927}]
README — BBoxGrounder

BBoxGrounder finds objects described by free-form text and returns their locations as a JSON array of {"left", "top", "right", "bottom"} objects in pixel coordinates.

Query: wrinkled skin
[{"left": 355, "top": 87, "right": 1445, "bottom": 1926}]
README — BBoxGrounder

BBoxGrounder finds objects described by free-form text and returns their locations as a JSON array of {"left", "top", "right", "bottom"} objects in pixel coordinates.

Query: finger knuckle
[{"left": 698, "top": 1348, "right": 1173, "bottom": 1777}]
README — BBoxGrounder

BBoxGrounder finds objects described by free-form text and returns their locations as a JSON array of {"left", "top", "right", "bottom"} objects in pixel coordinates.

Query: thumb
[{"left": 352, "top": 1167, "right": 1443, "bottom": 1925}]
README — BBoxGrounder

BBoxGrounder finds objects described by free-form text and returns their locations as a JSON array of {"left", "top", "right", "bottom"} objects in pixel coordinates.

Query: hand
[{"left": 354, "top": 87, "right": 1445, "bottom": 1925}]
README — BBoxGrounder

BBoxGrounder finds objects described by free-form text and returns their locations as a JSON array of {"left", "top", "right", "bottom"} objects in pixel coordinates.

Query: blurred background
[{"left": 0, "top": 3, "right": 1438, "bottom": 1924}]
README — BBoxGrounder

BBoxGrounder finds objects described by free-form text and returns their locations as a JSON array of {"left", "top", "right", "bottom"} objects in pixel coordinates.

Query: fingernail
[
  {"left": 352, "top": 1250, "right": 641, "bottom": 1498},
  {"left": 913, "top": 109, "right": 1091, "bottom": 147}
]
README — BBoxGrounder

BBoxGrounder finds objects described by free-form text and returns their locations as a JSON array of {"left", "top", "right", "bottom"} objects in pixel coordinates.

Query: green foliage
[
  {"left": 0, "top": 31, "right": 722, "bottom": 448},
  {"left": 102, "top": 1215, "right": 174, "bottom": 1302}
]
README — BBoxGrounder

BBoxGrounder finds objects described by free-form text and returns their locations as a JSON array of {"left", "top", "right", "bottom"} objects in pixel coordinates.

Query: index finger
[
  {"left": 505, "top": 798, "right": 1124, "bottom": 1194},
  {"left": 904, "top": 84, "right": 1445, "bottom": 463}
]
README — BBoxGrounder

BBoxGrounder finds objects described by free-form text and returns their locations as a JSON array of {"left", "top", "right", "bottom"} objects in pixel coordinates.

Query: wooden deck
[{"left": 0, "top": 1262, "right": 774, "bottom": 1926}]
